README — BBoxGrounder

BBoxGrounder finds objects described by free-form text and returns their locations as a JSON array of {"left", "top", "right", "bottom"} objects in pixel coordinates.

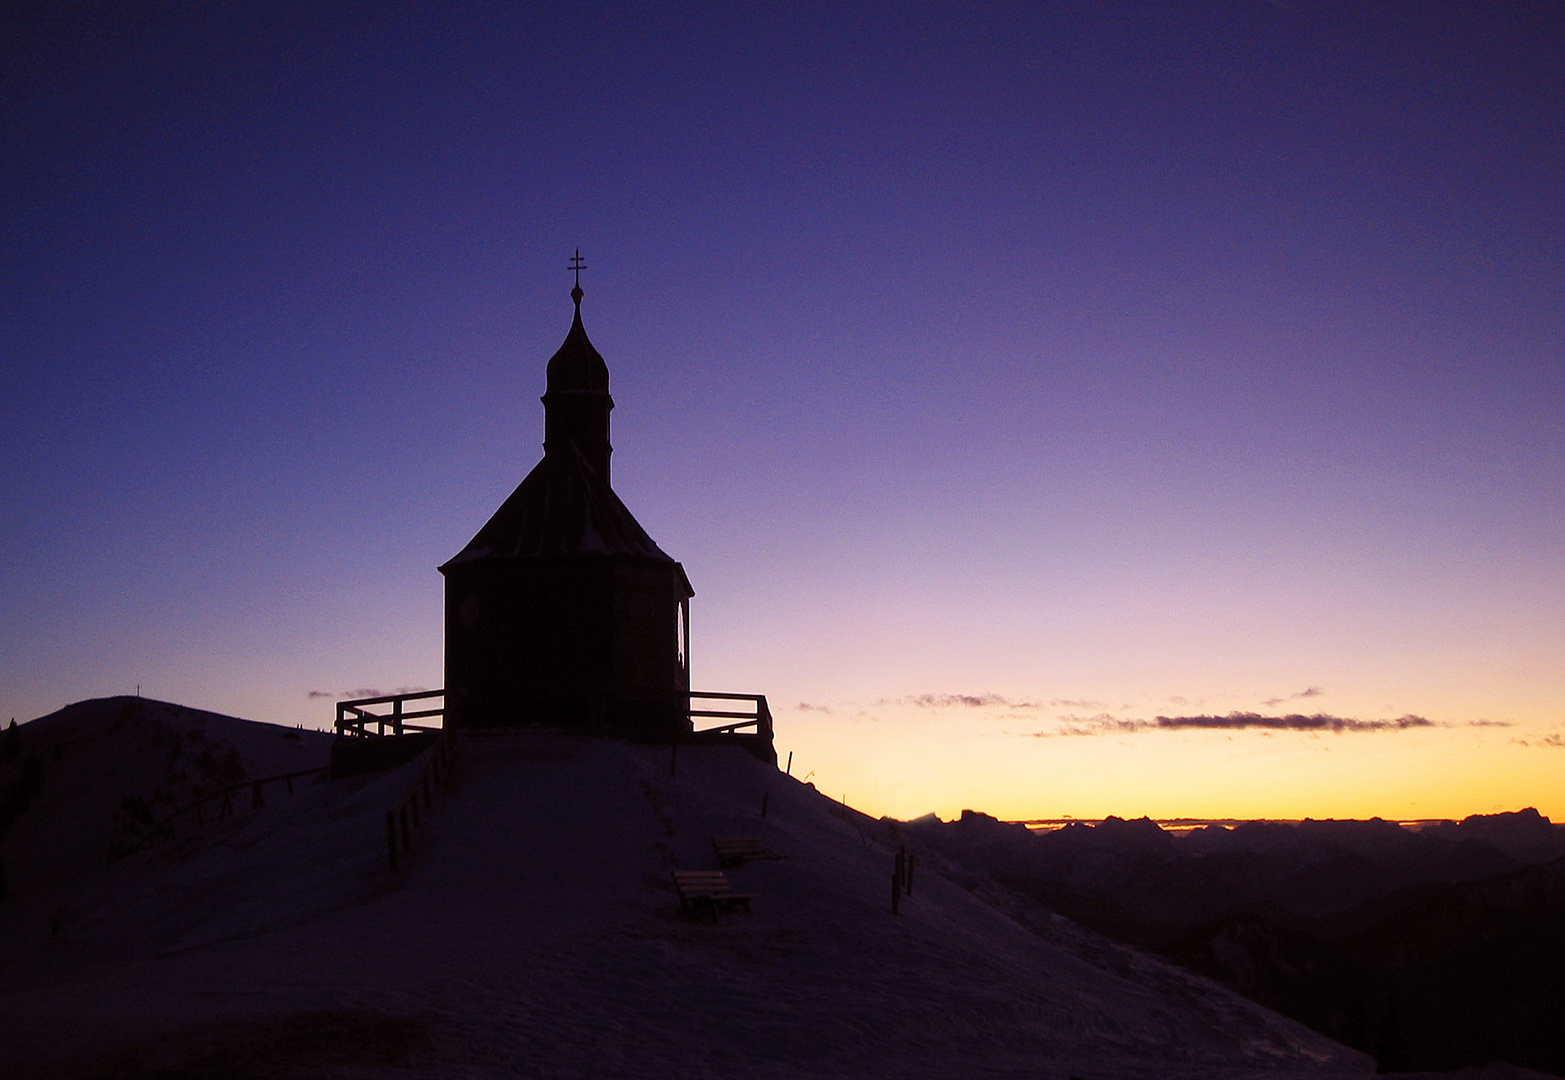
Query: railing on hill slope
[
  {"left": 330, "top": 691, "right": 460, "bottom": 870},
  {"left": 384, "top": 726, "right": 458, "bottom": 871},
  {"left": 335, "top": 689, "right": 445, "bottom": 737},
  {"left": 115, "top": 764, "right": 329, "bottom": 858},
  {"left": 110, "top": 692, "right": 456, "bottom": 865},
  {"left": 688, "top": 692, "right": 773, "bottom": 741}
]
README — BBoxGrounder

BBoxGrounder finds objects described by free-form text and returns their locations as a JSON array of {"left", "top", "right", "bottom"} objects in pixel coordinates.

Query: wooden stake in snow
[
  {"left": 891, "top": 848, "right": 915, "bottom": 908},
  {"left": 374, "top": 727, "right": 459, "bottom": 875}
]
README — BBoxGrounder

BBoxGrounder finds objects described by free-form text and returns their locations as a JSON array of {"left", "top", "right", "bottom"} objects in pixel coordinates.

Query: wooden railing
[
  {"left": 334, "top": 688, "right": 772, "bottom": 741},
  {"left": 115, "top": 765, "right": 329, "bottom": 858},
  {"left": 114, "top": 692, "right": 456, "bottom": 866},
  {"left": 689, "top": 692, "right": 773, "bottom": 741},
  {"left": 385, "top": 727, "right": 458, "bottom": 871},
  {"left": 327, "top": 691, "right": 458, "bottom": 870},
  {"left": 336, "top": 689, "right": 444, "bottom": 737}
]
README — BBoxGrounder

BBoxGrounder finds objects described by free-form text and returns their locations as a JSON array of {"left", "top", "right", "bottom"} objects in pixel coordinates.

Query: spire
[{"left": 543, "top": 250, "right": 613, "bottom": 480}]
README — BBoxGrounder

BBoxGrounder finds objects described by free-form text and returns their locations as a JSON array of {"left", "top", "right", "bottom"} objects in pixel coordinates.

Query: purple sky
[{"left": 4, "top": 3, "right": 1562, "bottom": 819}]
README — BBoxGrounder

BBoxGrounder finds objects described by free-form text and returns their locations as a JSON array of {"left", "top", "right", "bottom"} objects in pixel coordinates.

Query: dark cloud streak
[
  {"left": 1262, "top": 686, "right": 1324, "bottom": 707},
  {"left": 305, "top": 687, "right": 425, "bottom": 701},
  {"left": 1037, "top": 711, "right": 1435, "bottom": 736},
  {"left": 1155, "top": 712, "right": 1431, "bottom": 733},
  {"left": 907, "top": 693, "right": 1048, "bottom": 709}
]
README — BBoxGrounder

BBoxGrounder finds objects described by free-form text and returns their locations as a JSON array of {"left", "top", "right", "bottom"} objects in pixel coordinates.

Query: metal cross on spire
[{"left": 569, "top": 249, "right": 586, "bottom": 307}]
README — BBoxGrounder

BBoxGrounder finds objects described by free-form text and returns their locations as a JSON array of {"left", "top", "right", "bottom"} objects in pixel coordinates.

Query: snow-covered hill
[
  {"left": 0, "top": 698, "right": 334, "bottom": 921},
  {"left": 0, "top": 704, "right": 1371, "bottom": 1079}
]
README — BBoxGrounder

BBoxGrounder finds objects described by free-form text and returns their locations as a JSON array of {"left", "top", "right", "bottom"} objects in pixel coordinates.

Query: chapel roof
[{"left": 442, "top": 440, "right": 678, "bottom": 566}]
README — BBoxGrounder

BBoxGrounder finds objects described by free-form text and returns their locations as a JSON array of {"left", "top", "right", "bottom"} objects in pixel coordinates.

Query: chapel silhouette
[{"left": 439, "top": 269, "right": 696, "bottom": 738}]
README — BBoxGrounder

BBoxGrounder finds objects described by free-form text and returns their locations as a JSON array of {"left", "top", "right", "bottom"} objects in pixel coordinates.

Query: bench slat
[
  {"left": 672, "top": 868, "right": 757, "bottom": 919},
  {"left": 711, "top": 835, "right": 786, "bottom": 867}
]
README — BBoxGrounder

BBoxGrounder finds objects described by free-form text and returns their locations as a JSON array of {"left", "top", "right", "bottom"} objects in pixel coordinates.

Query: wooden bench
[
  {"left": 673, "top": 870, "right": 756, "bottom": 920},
  {"left": 711, "top": 836, "right": 786, "bottom": 869}
]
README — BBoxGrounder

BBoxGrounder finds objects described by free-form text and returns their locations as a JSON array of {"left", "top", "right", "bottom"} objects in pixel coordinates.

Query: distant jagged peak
[
  {"left": 1097, "top": 814, "right": 1168, "bottom": 837},
  {"left": 954, "top": 808, "right": 1031, "bottom": 839},
  {"left": 1458, "top": 805, "right": 1551, "bottom": 827}
]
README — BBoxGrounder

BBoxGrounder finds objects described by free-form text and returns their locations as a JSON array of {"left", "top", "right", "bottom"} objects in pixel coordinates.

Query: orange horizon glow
[{"left": 775, "top": 707, "right": 1565, "bottom": 826}]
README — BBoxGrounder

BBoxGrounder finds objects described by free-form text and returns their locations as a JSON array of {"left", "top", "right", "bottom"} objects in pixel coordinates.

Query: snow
[{"left": 0, "top": 702, "right": 1374, "bottom": 1078}]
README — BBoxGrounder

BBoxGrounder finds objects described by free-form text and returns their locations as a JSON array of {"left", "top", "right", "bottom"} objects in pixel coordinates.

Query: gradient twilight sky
[{"left": 4, "top": 2, "right": 1562, "bottom": 821}]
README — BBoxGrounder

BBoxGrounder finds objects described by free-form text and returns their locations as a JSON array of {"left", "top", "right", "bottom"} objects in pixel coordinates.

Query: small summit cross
[{"left": 569, "top": 249, "right": 586, "bottom": 305}]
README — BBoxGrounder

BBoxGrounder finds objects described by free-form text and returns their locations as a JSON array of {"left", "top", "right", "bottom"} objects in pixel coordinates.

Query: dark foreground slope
[
  {"left": 908, "top": 811, "right": 1565, "bottom": 1075},
  {"left": 1166, "top": 856, "right": 1565, "bottom": 1075},
  {"left": 0, "top": 710, "right": 1369, "bottom": 1080}
]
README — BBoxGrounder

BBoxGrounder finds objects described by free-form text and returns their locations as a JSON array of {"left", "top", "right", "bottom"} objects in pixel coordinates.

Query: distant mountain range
[{"left": 905, "top": 809, "right": 1565, "bottom": 1075}]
